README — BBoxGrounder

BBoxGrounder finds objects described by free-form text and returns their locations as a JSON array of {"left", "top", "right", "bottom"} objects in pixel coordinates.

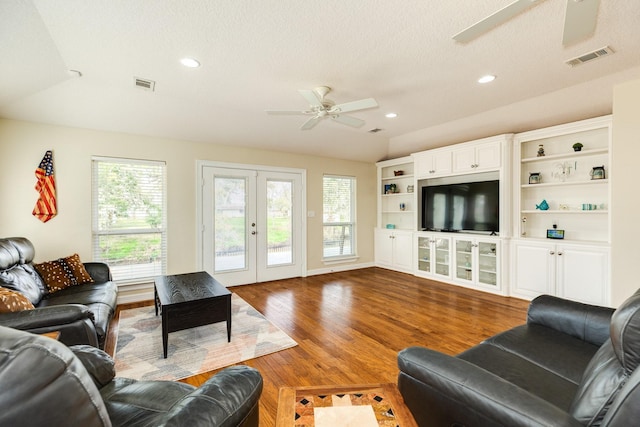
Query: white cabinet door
[
  {"left": 557, "top": 245, "right": 609, "bottom": 305},
  {"left": 476, "top": 141, "right": 501, "bottom": 170},
  {"left": 393, "top": 230, "right": 414, "bottom": 272},
  {"left": 375, "top": 228, "right": 394, "bottom": 267},
  {"left": 414, "top": 150, "right": 451, "bottom": 178},
  {"left": 452, "top": 141, "right": 501, "bottom": 173},
  {"left": 512, "top": 241, "right": 555, "bottom": 299}
]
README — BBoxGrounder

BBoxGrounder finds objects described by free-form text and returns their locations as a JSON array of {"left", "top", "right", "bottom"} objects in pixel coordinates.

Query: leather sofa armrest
[
  {"left": 83, "top": 262, "right": 113, "bottom": 283},
  {"left": 159, "top": 365, "right": 263, "bottom": 427},
  {"left": 398, "top": 347, "right": 584, "bottom": 427},
  {"left": 0, "top": 304, "right": 99, "bottom": 347},
  {"left": 527, "top": 295, "right": 614, "bottom": 346}
]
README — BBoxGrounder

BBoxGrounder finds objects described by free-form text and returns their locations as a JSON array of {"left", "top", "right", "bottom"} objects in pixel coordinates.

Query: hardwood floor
[{"left": 104, "top": 267, "right": 530, "bottom": 426}]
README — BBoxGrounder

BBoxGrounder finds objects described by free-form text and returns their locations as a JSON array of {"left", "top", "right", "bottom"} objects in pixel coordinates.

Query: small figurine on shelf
[
  {"left": 536, "top": 199, "right": 549, "bottom": 210},
  {"left": 572, "top": 142, "right": 583, "bottom": 152},
  {"left": 537, "top": 144, "right": 545, "bottom": 157}
]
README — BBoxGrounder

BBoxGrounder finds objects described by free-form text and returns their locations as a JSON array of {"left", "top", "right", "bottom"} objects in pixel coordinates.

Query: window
[
  {"left": 92, "top": 157, "right": 166, "bottom": 283},
  {"left": 323, "top": 175, "right": 355, "bottom": 258}
]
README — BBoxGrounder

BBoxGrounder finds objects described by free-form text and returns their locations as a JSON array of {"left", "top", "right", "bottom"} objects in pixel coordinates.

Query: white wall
[
  {"left": 611, "top": 78, "right": 640, "bottom": 306},
  {"left": 0, "top": 119, "right": 376, "bottom": 276}
]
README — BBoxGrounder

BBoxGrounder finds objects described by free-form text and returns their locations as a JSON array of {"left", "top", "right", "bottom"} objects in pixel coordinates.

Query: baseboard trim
[
  {"left": 115, "top": 263, "right": 375, "bottom": 304},
  {"left": 306, "top": 262, "right": 374, "bottom": 276}
]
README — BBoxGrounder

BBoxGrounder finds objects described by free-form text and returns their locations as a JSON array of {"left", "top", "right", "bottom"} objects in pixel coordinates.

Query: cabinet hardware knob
[
  {"left": 558, "top": 252, "right": 563, "bottom": 256},
  {"left": 550, "top": 251, "right": 555, "bottom": 255}
]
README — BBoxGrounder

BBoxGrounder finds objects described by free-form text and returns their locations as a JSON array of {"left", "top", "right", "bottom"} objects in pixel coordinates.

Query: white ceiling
[{"left": 1, "top": 0, "right": 639, "bottom": 163}]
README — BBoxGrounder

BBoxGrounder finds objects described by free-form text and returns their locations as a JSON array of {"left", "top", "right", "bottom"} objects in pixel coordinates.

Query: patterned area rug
[{"left": 114, "top": 293, "right": 297, "bottom": 381}]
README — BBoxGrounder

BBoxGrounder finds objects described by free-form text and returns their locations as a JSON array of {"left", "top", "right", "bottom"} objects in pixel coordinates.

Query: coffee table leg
[
  {"left": 162, "top": 309, "right": 169, "bottom": 358},
  {"left": 226, "top": 295, "right": 231, "bottom": 342},
  {"left": 154, "top": 286, "right": 159, "bottom": 316}
]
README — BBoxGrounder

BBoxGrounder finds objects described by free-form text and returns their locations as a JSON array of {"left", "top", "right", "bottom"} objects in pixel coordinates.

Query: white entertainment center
[{"left": 375, "top": 115, "right": 612, "bottom": 306}]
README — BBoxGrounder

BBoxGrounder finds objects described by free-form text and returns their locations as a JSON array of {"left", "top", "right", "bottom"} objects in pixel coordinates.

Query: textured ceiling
[{"left": 1, "top": 0, "right": 639, "bottom": 162}]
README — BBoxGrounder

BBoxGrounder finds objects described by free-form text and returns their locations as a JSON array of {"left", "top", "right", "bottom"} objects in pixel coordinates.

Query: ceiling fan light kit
[{"left": 266, "top": 86, "right": 378, "bottom": 131}]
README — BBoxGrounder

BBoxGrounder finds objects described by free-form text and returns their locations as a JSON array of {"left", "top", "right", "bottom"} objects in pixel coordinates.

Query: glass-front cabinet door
[
  {"left": 478, "top": 241, "right": 498, "bottom": 287},
  {"left": 434, "top": 236, "right": 451, "bottom": 277},
  {"left": 455, "top": 239, "right": 474, "bottom": 282},
  {"left": 417, "top": 236, "right": 432, "bottom": 274}
]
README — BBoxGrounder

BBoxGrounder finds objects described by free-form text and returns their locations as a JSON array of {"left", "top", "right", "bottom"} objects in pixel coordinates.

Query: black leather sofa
[
  {"left": 0, "top": 237, "right": 117, "bottom": 348},
  {"left": 398, "top": 290, "right": 640, "bottom": 426},
  {"left": 0, "top": 326, "right": 263, "bottom": 427}
]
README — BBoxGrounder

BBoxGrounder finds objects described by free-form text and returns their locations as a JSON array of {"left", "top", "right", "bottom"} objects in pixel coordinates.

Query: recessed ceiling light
[
  {"left": 478, "top": 75, "right": 496, "bottom": 84},
  {"left": 385, "top": 112, "right": 398, "bottom": 118},
  {"left": 180, "top": 58, "right": 201, "bottom": 68}
]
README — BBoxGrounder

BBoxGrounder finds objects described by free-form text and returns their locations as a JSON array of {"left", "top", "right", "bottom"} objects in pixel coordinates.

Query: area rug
[{"left": 114, "top": 293, "right": 297, "bottom": 381}]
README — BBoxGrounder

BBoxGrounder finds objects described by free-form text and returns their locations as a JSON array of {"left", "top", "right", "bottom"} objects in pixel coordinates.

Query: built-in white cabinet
[
  {"left": 415, "top": 232, "right": 452, "bottom": 280},
  {"left": 511, "top": 240, "right": 609, "bottom": 305},
  {"left": 375, "top": 229, "right": 414, "bottom": 273},
  {"left": 412, "top": 150, "right": 451, "bottom": 178},
  {"left": 452, "top": 141, "right": 501, "bottom": 174},
  {"left": 453, "top": 237, "right": 501, "bottom": 293}
]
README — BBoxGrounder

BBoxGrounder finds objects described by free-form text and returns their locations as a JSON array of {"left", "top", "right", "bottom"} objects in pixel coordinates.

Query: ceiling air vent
[
  {"left": 134, "top": 77, "right": 155, "bottom": 91},
  {"left": 565, "top": 46, "right": 614, "bottom": 67},
  {"left": 368, "top": 128, "right": 384, "bottom": 133}
]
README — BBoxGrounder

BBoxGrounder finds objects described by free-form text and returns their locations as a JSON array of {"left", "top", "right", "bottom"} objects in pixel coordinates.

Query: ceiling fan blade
[
  {"left": 298, "top": 89, "right": 324, "bottom": 108},
  {"left": 330, "top": 98, "right": 378, "bottom": 114},
  {"left": 300, "top": 116, "right": 323, "bottom": 130},
  {"left": 453, "top": 0, "right": 544, "bottom": 43},
  {"left": 331, "top": 114, "right": 365, "bottom": 128},
  {"left": 266, "top": 110, "right": 312, "bottom": 115},
  {"left": 562, "top": 0, "right": 599, "bottom": 46}
]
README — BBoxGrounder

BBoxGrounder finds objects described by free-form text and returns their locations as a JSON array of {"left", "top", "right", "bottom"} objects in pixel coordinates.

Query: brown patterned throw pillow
[
  {"left": 0, "top": 287, "right": 35, "bottom": 313},
  {"left": 34, "top": 253, "right": 94, "bottom": 293}
]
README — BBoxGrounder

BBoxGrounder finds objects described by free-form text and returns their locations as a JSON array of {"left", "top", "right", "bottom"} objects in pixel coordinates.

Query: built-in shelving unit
[
  {"left": 376, "top": 156, "right": 415, "bottom": 230},
  {"left": 511, "top": 115, "right": 612, "bottom": 306}
]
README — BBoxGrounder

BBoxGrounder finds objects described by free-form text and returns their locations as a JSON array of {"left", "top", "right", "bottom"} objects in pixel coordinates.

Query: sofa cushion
[
  {"left": 458, "top": 340, "right": 580, "bottom": 410},
  {"left": 35, "top": 253, "right": 94, "bottom": 293},
  {"left": 0, "top": 287, "right": 35, "bottom": 313},
  {"left": 478, "top": 323, "right": 601, "bottom": 384}
]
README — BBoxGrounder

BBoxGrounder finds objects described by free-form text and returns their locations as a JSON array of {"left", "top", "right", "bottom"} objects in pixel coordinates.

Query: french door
[{"left": 200, "top": 164, "right": 305, "bottom": 286}]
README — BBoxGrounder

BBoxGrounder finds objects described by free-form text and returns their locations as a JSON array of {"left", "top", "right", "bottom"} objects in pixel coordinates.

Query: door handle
[{"left": 251, "top": 231, "right": 256, "bottom": 235}]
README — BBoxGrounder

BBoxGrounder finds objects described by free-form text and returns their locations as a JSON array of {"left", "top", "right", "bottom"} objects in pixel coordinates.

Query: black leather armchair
[
  {"left": 0, "top": 237, "right": 117, "bottom": 348},
  {"left": 398, "top": 291, "right": 640, "bottom": 426},
  {"left": 0, "top": 326, "right": 263, "bottom": 427}
]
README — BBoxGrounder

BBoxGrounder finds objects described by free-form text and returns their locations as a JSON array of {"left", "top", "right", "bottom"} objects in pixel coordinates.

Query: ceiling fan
[
  {"left": 265, "top": 86, "right": 378, "bottom": 130},
  {"left": 452, "top": 0, "right": 600, "bottom": 46}
]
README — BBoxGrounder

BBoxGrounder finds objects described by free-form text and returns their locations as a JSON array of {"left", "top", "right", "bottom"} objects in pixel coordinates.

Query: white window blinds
[
  {"left": 92, "top": 157, "right": 167, "bottom": 283},
  {"left": 322, "top": 175, "right": 356, "bottom": 258}
]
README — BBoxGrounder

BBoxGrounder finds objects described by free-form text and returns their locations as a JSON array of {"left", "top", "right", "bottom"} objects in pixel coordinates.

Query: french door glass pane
[
  {"left": 266, "top": 179, "right": 293, "bottom": 266},
  {"left": 214, "top": 177, "right": 247, "bottom": 272}
]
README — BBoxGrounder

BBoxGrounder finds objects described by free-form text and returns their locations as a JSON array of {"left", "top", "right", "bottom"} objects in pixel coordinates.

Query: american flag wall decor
[{"left": 32, "top": 150, "right": 57, "bottom": 223}]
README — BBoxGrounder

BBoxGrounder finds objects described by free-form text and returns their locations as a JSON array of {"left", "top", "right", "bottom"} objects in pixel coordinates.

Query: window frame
[
  {"left": 91, "top": 156, "right": 167, "bottom": 284},
  {"left": 322, "top": 174, "right": 357, "bottom": 261}
]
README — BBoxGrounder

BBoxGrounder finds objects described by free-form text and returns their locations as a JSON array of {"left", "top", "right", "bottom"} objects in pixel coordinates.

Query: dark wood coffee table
[{"left": 154, "top": 271, "right": 231, "bottom": 358}]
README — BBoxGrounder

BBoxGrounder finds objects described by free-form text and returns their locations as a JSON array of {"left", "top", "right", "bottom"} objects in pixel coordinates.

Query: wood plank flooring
[{"left": 104, "top": 267, "right": 530, "bottom": 427}]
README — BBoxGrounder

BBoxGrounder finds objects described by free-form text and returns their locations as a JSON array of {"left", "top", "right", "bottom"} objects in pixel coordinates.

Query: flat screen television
[{"left": 421, "top": 180, "right": 499, "bottom": 234}]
